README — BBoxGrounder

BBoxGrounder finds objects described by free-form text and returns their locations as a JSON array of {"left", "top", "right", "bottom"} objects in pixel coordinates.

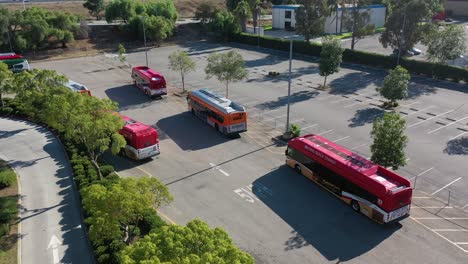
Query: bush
[
  {"left": 0, "top": 223, "right": 9, "bottom": 237},
  {"left": 100, "top": 165, "right": 114, "bottom": 177},
  {"left": 0, "top": 106, "right": 14, "bottom": 116},
  {"left": 138, "top": 208, "right": 167, "bottom": 235},
  {"left": 232, "top": 33, "right": 468, "bottom": 84},
  {"left": 0, "top": 167, "right": 16, "bottom": 188},
  {"left": 290, "top": 124, "right": 301, "bottom": 138}
]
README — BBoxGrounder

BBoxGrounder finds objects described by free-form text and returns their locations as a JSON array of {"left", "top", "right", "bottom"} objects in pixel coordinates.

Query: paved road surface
[{"left": 0, "top": 118, "right": 93, "bottom": 264}]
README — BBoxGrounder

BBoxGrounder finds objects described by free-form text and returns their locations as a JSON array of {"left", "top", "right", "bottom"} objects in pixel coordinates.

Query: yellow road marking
[{"left": 157, "top": 209, "right": 177, "bottom": 225}]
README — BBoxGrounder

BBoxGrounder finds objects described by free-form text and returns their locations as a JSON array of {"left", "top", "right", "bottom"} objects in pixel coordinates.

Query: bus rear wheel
[
  {"left": 294, "top": 164, "right": 301, "bottom": 174},
  {"left": 351, "top": 200, "right": 360, "bottom": 212}
]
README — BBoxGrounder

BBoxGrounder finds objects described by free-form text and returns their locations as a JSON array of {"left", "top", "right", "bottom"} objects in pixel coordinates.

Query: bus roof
[
  {"left": 132, "top": 66, "right": 164, "bottom": 80},
  {"left": 190, "top": 89, "right": 246, "bottom": 114},
  {"left": 0, "top": 53, "right": 23, "bottom": 60},
  {"left": 290, "top": 134, "right": 411, "bottom": 194},
  {"left": 120, "top": 114, "right": 157, "bottom": 135}
]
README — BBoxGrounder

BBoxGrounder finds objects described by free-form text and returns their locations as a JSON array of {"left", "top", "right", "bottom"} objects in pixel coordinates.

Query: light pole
[
  {"left": 141, "top": 16, "right": 148, "bottom": 67},
  {"left": 284, "top": 35, "right": 299, "bottom": 135},
  {"left": 257, "top": 7, "right": 261, "bottom": 48},
  {"left": 6, "top": 28, "right": 13, "bottom": 53}
]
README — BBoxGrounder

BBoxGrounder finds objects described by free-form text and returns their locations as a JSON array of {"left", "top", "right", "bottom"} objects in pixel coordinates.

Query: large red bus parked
[
  {"left": 286, "top": 134, "right": 412, "bottom": 224},
  {"left": 119, "top": 115, "right": 160, "bottom": 160},
  {"left": 131, "top": 66, "right": 167, "bottom": 98}
]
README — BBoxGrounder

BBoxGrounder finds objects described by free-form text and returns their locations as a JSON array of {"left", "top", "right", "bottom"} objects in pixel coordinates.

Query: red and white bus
[
  {"left": 119, "top": 115, "right": 160, "bottom": 160},
  {"left": 286, "top": 134, "right": 412, "bottom": 224},
  {"left": 131, "top": 66, "right": 167, "bottom": 98},
  {"left": 187, "top": 89, "right": 247, "bottom": 136}
]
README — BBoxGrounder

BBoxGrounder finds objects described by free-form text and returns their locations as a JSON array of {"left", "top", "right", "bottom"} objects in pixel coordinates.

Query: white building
[{"left": 272, "top": 4, "right": 386, "bottom": 34}]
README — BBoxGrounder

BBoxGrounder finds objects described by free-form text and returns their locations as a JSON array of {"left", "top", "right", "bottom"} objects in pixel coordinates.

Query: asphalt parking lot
[{"left": 31, "top": 42, "right": 468, "bottom": 263}]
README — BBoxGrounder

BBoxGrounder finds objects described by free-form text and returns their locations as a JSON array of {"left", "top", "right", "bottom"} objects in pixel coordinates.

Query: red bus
[
  {"left": 131, "top": 66, "right": 167, "bottom": 98},
  {"left": 187, "top": 89, "right": 247, "bottom": 136},
  {"left": 0, "top": 53, "right": 30, "bottom": 73},
  {"left": 286, "top": 134, "right": 412, "bottom": 224},
  {"left": 119, "top": 115, "right": 160, "bottom": 160}
]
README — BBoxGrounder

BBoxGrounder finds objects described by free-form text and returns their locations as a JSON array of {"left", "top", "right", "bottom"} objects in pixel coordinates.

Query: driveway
[{"left": 0, "top": 118, "right": 93, "bottom": 264}]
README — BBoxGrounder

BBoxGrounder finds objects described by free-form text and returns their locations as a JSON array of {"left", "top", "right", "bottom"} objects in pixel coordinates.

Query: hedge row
[{"left": 232, "top": 33, "right": 468, "bottom": 83}]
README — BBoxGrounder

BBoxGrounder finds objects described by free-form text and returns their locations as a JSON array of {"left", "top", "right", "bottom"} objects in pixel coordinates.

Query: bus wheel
[
  {"left": 294, "top": 164, "right": 301, "bottom": 174},
  {"left": 191, "top": 109, "right": 195, "bottom": 115},
  {"left": 351, "top": 200, "right": 360, "bottom": 212},
  {"left": 120, "top": 149, "right": 126, "bottom": 157},
  {"left": 215, "top": 123, "right": 220, "bottom": 132}
]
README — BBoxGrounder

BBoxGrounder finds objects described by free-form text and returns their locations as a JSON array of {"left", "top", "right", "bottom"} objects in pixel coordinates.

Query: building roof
[
  {"left": 190, "top": 89, "right": 245, "bottom": 114},
  {"left": 272, "top": 5, "right": 301, "bottom": 10}
]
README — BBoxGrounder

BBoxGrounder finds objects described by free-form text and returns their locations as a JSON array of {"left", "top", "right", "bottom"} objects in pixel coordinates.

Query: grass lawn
[{"left": 0, "top": 160, "right": 18, "bottom": 264}]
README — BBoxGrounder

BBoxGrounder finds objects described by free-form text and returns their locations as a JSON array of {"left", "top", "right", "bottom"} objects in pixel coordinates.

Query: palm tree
[{"left": 234, "top": 0, "right": 251, "bottom": 32}]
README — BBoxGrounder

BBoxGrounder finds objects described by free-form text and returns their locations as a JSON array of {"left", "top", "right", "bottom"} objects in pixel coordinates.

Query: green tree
[
  {"left": 377, "top": 66, "right": 410, "bottom": 107},
  {"left": 168, "top": 50, "right": 196, "bottom": 92},
  {"left": 379, "top": 0, "right": 443, "bottom": 54},
  {"left": 319, "top": 36, "right": 344, "bottom": 88},
  {"left": 209, "top": 10, "right": 240, "bottom": 41},
  {"left": 343, "top": 0, "right": 375, "bottom": 50},
  {"left": 205, "top": 51, "right": 248, "bottom": 98},
  {"left": 227, "top": 0, "right": 243, "bottom": 11},
  {"left": 144, "top": 15, "right": 172, "bottom": 44},
  {"left": 234, "top": 0, "right": 251, "bottom": 33},
  {"left": 145, "top": 0, "right": 178, "bottom": 25},
  {"left": 0, "top": 62, "right": 15, "bottom": 107},
  {"left": 82, "top": 177, "right": 173, "bottom": 245},
  {"left": 66, "top": 98, "right": 126, "bottom": 179},
  {"left": 370, "top": 112, "right": 408, "bottom": 170},
  {"left": 423, "top": 24, "right": 466, "bottom": 64},
  {"left": 118, "top": 43, "right": 126, "bottom": 62},
  {"left": 83, "top": 0, "right": 105, "bottom": 20},
  {"left": 295, "top": 0, "right": 330, "bottom": 42},
  {"left": 195, "top": 1, "right": 218, "bottom": 25},
  {"left": 120, "top": 219, "right": 254, "bottom": 264},
  {"left": 105, "top": 0, "right": 136, "bottom": 23},
  {"left": 248, "top": 0, "right": 261, "bottom": 32}
]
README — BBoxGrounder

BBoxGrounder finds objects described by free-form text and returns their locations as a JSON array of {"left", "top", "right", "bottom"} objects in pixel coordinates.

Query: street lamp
[
  {"left": 397, "top": 11, "right": 407, "bottom": 65},
  {"left": 140, "top": 16, "right": 149, "bottom": 67},
  {"left": 284, "top": 35, "right": 300, "bottom": 136}
]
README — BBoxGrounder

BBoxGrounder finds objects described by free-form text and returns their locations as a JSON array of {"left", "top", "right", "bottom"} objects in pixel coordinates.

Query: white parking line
[
  {"left": 463, "top": 203, "right": 468, "bottom": 209},
  {"left": 411, "top": 217, "right": 468, "bottom": 253},
  {"left": 402, "top": 106, "right": 435, "bottom": 117},
  {"left": 413, "top": 206, "right": 454, "bottom": 209},
  {"left": 351, "top": 143, "right": 368, "bottom": 150},
  {"left": 333, "top": 136, "right": 350, "bottom": 142},
  {"left": 261, "top": 114, "right": 287, "bottom": 122},
  {"left": 302, "top": 124, "right": 318, "bottom": 130},
  {"left": 318, "top": 129, "right": 333, "bottom": 135},
  {"left": 400, "top": 101, "right": 419, "bottom": 107},
  {"left": 454, "top": 242, "right": 468, "bottom": 244},
  {"left": 449, "top": 131, "right": 468, "bottom": 141},
  {"left": 209, "top": 163, "right": 230, "bottom": 177},
  {"left": 261, "top": 108, "right": 283, "bottom": 115},
  {"left": 431, "top": 177, "right": 462, "bottom": 195},
  {"left": 241, "top": 100, "right": 259, "bottom": 106},
  {"left": 427, "top": 116, "right": 468, "bottom": 134},
  {"left": 433, "top": 229, "right": 468, "bottom": 232},
  {"left": 407, "top": 109, "right": 455, "bottom": 128},
  {"left": 409, "top": 167, "right": 434, "bottom": 181}
]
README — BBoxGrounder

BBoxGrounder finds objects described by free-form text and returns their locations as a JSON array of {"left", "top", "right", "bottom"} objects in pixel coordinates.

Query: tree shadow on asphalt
[
  {"left": 6, "top": 156, "right": 49, "bottom": 169},
  {"left": 247, "top": 66, "right": 319, "bottom": 84},
  {"left": 444, "top": 137, "right": 468, "bottom": 155},
  {"left": 255, "top": 90, "right": 319, "bottom": 110},
  {"left": 156, "top": 112, "right": 231, "bottom": 151},
  {"left": 0, "top": 128, "right": 29, "bottom": 139},
  {"left": 329, "top": 72, "right": 381, "bottom": 95},
  {"left": 244, "top": 53, "right": 286, "bottom": 68},
  {"left": 407, "top": 81, "right": 437, "bottom": 99},
  {"left": 105, "top": 84, "right": 155, "bottom": 111},
  {"left": 348, "top": 107, "right": 385, "bottom": 127},
  {"left": 253, "top": 165, "right": 399, "bottom": 261}
]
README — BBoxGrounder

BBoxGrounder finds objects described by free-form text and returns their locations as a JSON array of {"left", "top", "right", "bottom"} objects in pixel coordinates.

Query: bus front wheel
[
  {"left": 294, "top": 164, "right": 301, "bottom": 174},
  {"left": 351, "top": 200, "right": 360, "bottom": 212}
]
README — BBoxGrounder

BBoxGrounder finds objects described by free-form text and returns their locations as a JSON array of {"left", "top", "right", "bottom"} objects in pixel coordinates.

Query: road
[
  {"left": 31, "top": 42, "right": 468, "bottom": 263},
  {"left": 0, "top": 118, "right": 93, "bottom": 264}
]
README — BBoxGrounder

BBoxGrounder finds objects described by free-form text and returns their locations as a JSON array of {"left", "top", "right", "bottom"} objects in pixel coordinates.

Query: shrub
[
  {"left": 100, "top": 165, "right": 114, "bottom": 177},
  {"left": 0, "top": 107, "right": 14, "bottom": 116},
  {"left": 0, "top": 223, "right": 9, "bottom": 237},
  {"left": 290, "top": 124, "right": 301, "bottom": 138},
  {"left": 0, "top": 167, "right": 16, "bottom": 188},
  {"left": 138, "top": 208, "right": 167, "bottom": 235}
]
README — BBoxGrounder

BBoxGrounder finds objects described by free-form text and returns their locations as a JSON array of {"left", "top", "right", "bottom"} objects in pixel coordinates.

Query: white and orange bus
[
  {"left": 187, "top": 89, "right": 247, "bottom": 136},
  {"left": 286, "top": 134, "right": 413, "bottom": 224},
  {"left": 64, "top": 80, "right": 92, "bottom": 96}
]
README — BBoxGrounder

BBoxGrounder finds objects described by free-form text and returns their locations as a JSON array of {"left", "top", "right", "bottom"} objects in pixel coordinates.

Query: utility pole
[
  {"left": 142, "top": 18, "right": 148, "bottom": 67},
  {"left": 283, "top": 35, "right": 299, "bottom": 135},
  {"left": 7, "top": 28, "right": 13, "bottom": 53}
]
